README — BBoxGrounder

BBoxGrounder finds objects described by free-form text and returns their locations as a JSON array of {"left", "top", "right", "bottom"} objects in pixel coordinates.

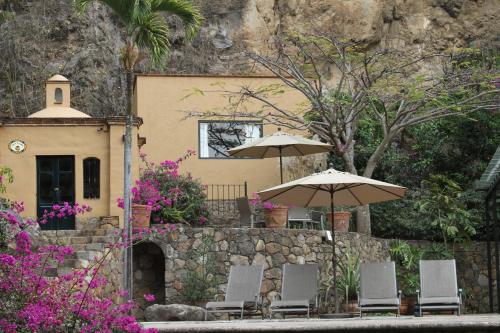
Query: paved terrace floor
[{"left": 142, "top": 315, "right": 500, "bottom": 333}]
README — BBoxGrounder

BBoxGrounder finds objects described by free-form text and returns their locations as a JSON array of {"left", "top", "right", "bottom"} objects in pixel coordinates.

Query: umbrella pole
[
  {"left": 279, "top": 147, "right": 283, "bottom": 184},
  {"left": 331, "top": 187, "right": 339, "bottom": 313}
]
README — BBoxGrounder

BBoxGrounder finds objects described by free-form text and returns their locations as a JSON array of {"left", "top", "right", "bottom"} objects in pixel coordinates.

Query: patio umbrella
[
  {"left": 258, "top": 168, "right": 406, "bottom": 311},
  {"left": 227, "top": 129, "right": 332, "bottom": 183}
]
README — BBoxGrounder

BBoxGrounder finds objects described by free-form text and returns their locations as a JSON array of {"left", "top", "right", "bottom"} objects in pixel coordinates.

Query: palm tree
[{"left": 74, "top": 0, "right": 202, "bottom": 301}]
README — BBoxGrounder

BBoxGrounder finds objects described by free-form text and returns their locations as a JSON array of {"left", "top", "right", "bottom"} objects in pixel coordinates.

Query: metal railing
[{"left": 204, "top": 182, "right": 248, "bottom": 217}]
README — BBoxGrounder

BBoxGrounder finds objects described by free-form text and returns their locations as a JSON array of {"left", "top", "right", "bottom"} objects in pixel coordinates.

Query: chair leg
[{"left": 419, "top": 306, "right": 423, "bottom": 317}]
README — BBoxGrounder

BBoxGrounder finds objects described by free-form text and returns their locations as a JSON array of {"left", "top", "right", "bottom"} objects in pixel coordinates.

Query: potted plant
[
  {"left": 337, "top": 247, "right": 360, "bottom": 313},
  {"left": 389, "top": 239, "right": 423, "bottom": 315},
  {"left": 262, "top": 202, "right": 288, "bottom": 228},
  {"left": 122, "top": 150, "right": 209, "bottom": 227},
  {"left": 249, "top": 193, "right": 287, "bottom": 229},
  {"left": 131, "top": 203, "right": 152, "bottom": 228},
  {"left": 327, "top": 210, "right": 351, "bottom": 232}
]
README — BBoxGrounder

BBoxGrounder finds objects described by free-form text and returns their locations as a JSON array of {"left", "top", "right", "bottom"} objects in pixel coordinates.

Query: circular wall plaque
[{"left": 9, "top": 140, "right": 26, "bottom": 154}]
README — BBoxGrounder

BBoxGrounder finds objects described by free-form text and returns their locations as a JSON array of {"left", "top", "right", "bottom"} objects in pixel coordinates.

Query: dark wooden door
[{"left": 37, "top": 156, "right": 75, "bottom": 230}]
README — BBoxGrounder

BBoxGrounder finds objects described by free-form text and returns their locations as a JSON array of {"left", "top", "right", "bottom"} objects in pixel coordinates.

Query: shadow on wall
[{"left": 133, "top": 242, "right": 166, "bottom": 319}]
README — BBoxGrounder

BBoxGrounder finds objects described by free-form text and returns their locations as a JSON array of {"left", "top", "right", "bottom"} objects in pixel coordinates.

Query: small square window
[{"left": 199, "top": 121, "right": 263, "bottom": 159}]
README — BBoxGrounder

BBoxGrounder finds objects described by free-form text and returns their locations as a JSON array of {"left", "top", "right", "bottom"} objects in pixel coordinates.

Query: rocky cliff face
[{"left": 0, "top": 0, "right": 498, "bottom": 117}]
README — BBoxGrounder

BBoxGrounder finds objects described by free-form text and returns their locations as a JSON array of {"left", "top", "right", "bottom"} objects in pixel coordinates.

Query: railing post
[{"left": 244, "top": 181, "right": 248, "bottom": 198}]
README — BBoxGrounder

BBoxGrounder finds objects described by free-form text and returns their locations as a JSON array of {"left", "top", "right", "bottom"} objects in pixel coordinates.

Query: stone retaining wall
[
  {"left": 142, "top": 227, "right": 391, "bottom": 312},
  {"left": 137, "top": 226, "right": 496, "bottom": 315}
]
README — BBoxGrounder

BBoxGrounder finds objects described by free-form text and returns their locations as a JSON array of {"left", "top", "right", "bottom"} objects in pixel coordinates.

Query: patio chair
[
  {"left": 269, "top": 264, "right": 319, "bottom": 319},
  {"left": 236, "top": 197, "right": 264, "bottom": 228},
  {"left": 288, "top": 208, "right": 324, "bottom": 230},
  {"left": 205, "top": 265, "right": 264, "bottom": 320},
  {"left": 358, "top": 262, "right": 401, "bottom": 317},
  {"left": 417, "top": 259, "right": 462, "bottom": 316}
]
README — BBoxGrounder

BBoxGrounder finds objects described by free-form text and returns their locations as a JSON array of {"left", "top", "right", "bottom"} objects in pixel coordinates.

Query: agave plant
[{"left": 336, "top": 247, "right": 360, "bottom": 305}]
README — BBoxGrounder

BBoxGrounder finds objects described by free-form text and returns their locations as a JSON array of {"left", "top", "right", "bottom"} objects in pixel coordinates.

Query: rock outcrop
[
  {"left": 144, "top": 304, "right": 210, "bottom": 321},
  {"left": 0, "top": 0, "right": 498, "bottom": 117}
]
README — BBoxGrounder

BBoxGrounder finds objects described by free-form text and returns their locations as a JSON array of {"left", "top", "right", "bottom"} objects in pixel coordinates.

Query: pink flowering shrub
[
  {"left": 121, "top": 150, "right": 209, "bottom": 226},
  {"left": 249, "top": 192, "right": 279, "bottom": 210},
  {"left": 0, "top": 195, "right": 157, "bottom": 332}
]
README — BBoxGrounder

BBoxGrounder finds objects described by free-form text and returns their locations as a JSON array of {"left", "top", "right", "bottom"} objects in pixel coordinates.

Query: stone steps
[{"left": 36, "top": 227, "right": 122, "bottom": 279}]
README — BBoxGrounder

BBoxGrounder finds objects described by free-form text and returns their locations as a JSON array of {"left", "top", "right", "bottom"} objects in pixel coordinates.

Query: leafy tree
[
  {"left": 74, "top": 0, "right": 202, "bottom": 300},
  {"left": 416, "top": 175, "right": 480, "bottom": 251},
  {"left": 191, "top": 34, "right": 498, "bottom": 235},
  {"left": 369, "top": 110, "right": 498, "bottom": 240}
]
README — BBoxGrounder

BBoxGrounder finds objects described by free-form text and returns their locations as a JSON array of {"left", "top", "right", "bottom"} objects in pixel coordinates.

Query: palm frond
[
  {"left": 150, "top": 0, "right": 202, "bottom": 40},
  {"left": 134, "top": 12, "right": 171, "bottom": 64},
  {"left": 74, "top": 0, "right": 138, "bottom": 26}
]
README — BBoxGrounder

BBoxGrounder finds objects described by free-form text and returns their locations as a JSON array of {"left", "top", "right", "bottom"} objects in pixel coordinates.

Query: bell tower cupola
[
  {"left": 46, "top": 74, "right": 70, "bottom": 108},
  {"left": 28, "top": 74, "right": 90, "bottom": 118}
]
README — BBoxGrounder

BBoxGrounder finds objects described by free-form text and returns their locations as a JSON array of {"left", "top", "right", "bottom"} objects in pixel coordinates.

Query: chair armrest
[
  {"left": 416, "top": 289, "right": 420, "bottom": 303},
  {"left": 398, "top": 290, "right": 402, "bottom": 303},
  {"left": 458, "top": 288, "right": 463, "bottom": 304}
]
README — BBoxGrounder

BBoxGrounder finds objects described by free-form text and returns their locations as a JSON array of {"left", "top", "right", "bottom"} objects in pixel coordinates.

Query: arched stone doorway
[{"left": 133, "top": 242, "right": 166, "bottom": 318}]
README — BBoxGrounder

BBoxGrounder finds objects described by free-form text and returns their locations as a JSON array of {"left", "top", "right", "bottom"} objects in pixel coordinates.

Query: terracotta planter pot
[
  {"left": 132, "top": 204, "right": 152, "bottom": 228},
  {"left": 400, "top": 297, "right": 415, "bottom": 315},
  {"left": 342, "top": 299, "right": 358, "bottom": 314},
  {"left": 264, "top": 206, "right": 288, "bottom": 228},
  {"left": 327, "top": 211, "right": 351, "bottom": 232}
]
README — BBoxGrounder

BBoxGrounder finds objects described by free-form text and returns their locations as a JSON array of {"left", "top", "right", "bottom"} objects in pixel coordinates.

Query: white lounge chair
[
  {"left": 417, "top": 259, "right": 462, "bottom": 316},
  {"left": 269, "top": 264, "right": 319, "bottom": 319},
  {"left": 358, "top": 261, "right": 401, "bottom": 317},
  {"left": 205, "top": 265, "right": 264, "bottom": 319}
]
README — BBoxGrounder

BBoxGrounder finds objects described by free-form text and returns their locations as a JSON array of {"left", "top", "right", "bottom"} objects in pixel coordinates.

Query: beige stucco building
[
  {"left": 0, "top": 75, "right": 141, "bottom": 228},
  {"left": 135, "top": 74, "right": 307, "bottom": 196},
  {"left": 0, "top": 74, "right": 312, "bottom": 229}
]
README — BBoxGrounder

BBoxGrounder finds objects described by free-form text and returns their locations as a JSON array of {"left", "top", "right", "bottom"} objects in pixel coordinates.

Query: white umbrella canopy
[
  {"left": 228, "top": 130, "right": 332, "bottom": 158},
  {"left": 228, "top": 129, "right": 332, "bottom": 183},
  {"left": 258, "top": 168, "right": 406, "bottom": 206},
  {"left": 258, "top": 167, "right": 406, "bottom": 313}
]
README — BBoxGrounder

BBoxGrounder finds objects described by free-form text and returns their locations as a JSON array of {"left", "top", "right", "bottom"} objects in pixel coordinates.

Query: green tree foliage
[
  {"left": 370, "top": 111, "right": 499, "bottom": 241},
  {"left": 416, "top": 175, "right": 480, "bottom": 249}
]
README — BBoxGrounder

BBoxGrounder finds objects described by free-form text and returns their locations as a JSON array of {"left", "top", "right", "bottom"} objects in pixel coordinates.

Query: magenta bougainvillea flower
[
  {"left": 0, "top": 197, "right": 160, "bottom": 333},
  {"left": 119, "top": 150, "right": 209, "bottom": 226}
]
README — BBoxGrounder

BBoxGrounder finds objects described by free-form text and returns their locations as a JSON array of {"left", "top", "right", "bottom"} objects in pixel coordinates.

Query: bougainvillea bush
[
  {"left": 0, "top": 171, "right": 158, "bottom": 332},
  {"left": 127, "top": 150, "right": 209, "bottom": 226}
]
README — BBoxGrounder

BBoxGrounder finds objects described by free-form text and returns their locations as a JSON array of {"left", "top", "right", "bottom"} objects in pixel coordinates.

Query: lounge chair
[
  {"left": 236, "top": 197, "right": 264, "bottom": 228},
  {"left": 288, "top": 208, "right": 323, "bottom": 230},
  {"left": 205, "top": 265, "right": 264, "bottom": 320},
  {"left": 269, "top": 264, "right": 319, "bottom": 319},
  {"left": 358, "top": 262, "right": 401, "bottom": 317},
  {"left": 417, "top": 259, "right": 462, "bottom": 316}
]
